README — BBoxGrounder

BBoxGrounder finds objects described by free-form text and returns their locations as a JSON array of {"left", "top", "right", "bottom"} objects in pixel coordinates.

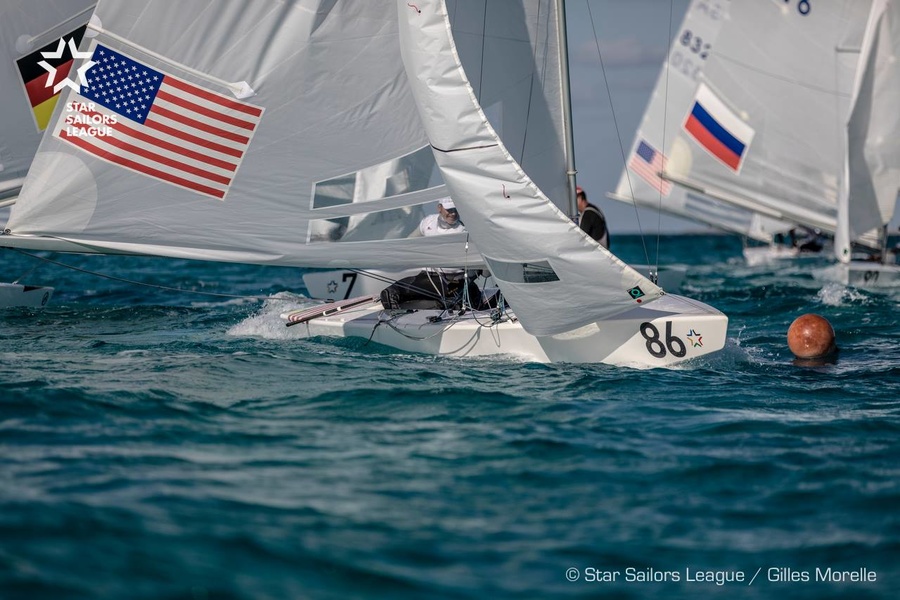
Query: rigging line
[
  {"left": 478, "top": 0, "right": 488, "bottom": 105},
  {"left": 426, "top": 270, "right": 450, "bottom": 309},
  {"left": 583, "top": 6, "right": 652, "bottom": 265},
  {"left": 584, "top": 1, "right": 652, "bottom": 270},
  {"left": 654, "top": 0, "right": 677, "bottom": 277},
  {"left": 345, "top": 268, "right": 445, "bottom": 302},
  {"left": 519, "top": 0, "right": 549, "bottom": 167},
  {"left": 381, "top": 309, "right": 502, "bottom": 342},
  {"left": 459, "top": 231, "right": 498, "bottom": 319},
  {"left": 463, "top": 231, "right": 472, "bottom": 310},
  {"left": 11, "top": 260, "right": 43, "bottom": 285},
  {"left": 8, "top": 248, "right": 273, "bottom": 302},
  {"left": 345, "top": 269, "right": 413, "bottom": 289},
  {"left": 364, "top": 318, "right": 384, "bottom": 346}
]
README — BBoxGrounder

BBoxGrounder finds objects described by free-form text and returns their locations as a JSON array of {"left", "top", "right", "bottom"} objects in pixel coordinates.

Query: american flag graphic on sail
[
  {"left": 628, "top": 140, "right": 672, "bottom": 196},
  {"left": 54, "top": 44, "right": 263, "bottom": 200}
]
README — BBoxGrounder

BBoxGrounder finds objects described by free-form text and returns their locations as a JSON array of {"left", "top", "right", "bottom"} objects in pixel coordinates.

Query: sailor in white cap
[{"left": 415, "top": 197, "right": 464, "bottom": 236}]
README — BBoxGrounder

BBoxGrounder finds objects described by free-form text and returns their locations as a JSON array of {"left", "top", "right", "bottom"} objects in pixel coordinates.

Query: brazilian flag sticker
[{"left": 16, "top": 24, "right": 88, "bottom": 132}]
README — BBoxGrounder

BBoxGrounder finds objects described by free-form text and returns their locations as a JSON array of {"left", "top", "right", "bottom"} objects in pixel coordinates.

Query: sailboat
[
  {"left": 673, "top": 0, "right": 899, "bottom": 286},
  {"left": 611, "top": 0, "right": 876, "bottom": 267},
  {"left": 0, "top": 0, "right": 95, "bottom": 307},
  {"left": 828, "top": 0, "right": 900, "bottom": 287},
  {"left": 610, "top": 0, "right": 800, "bottom": 266},
  {"left": 1, "top": 0, "right": 727, "bottom": 365}
]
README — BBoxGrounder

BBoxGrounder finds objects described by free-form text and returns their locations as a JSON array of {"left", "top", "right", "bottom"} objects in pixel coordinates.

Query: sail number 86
[{"left": 640, "top": 321, "right": 687, "bottom": 358}]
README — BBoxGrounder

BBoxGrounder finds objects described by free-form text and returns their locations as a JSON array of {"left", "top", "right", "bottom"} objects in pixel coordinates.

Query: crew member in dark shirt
[{"left": 576, "top": 185, "right": 609, "bottom": 248}]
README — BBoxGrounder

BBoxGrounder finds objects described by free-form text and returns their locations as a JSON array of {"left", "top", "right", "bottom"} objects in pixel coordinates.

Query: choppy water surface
[{"left": 2, "top": 235, "right": 898, "bottom": 599}]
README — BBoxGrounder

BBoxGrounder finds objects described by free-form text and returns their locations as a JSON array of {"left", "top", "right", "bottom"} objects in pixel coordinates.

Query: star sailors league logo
[
  {"left": 49, "top": 42, "right": 264, "bottom": 200},
  {"left": 39, "top": 37, "right": 96, "bottom": 94},
  {"left": 16, "top": 24, "right": 89, "bottom": 131}
]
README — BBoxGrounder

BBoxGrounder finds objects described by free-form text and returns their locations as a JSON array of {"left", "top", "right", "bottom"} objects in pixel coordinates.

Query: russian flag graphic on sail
[{"left": 683, "top": 83, "right": 754, "bottom": 173}]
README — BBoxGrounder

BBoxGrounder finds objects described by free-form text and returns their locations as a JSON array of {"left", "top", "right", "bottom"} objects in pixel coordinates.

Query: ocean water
[{"left": 1, "top": 234, "right": 898, "bottom": 600}]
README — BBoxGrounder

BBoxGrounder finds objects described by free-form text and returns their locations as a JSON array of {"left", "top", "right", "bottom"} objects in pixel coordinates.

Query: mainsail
[
  {"left": 657, "top": 0, "right": 872, "bottom": 234},
  {"left": 611, "top": 0, "right": 796, "bottom": 242},
  {"left": 3, "top": 0, "right": 479, "bottom": 269},
  {"left": 398, "top": 0, "right": 662, "bottom": 336},
  {"left": 0, "top": 0, "right": 96, "bottom": 201}
]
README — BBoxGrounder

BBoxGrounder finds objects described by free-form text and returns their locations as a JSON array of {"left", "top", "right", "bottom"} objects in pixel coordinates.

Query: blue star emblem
[{"left": 686, "top": 329, "right": 703, "bottom": 348}]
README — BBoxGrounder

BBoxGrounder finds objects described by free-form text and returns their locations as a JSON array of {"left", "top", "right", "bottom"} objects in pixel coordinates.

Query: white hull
[
  {"left": 743, "top": 245, "right": 801, "bottom": 267},
  {"left": 816, "top": 261, "right": 900, "bottom": 288},
  {"left": 742, "top": 244, "right": 827, "bottom": 267},
  {"left": 283, "top": 293, "right": 727, "bottom": 367},
  {"left": 304, "top": 265, "right": 686, "bottom": 301},
  {"left": 303, "top": 268, "right": 423, "bottom": 301},
  {"left": 0, "top": 282, "right": 53, "bottom": 308}
]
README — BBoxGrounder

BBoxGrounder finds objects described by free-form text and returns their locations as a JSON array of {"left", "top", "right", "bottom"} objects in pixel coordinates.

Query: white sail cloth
[
  {"left": 398, "top": 0, "right": 662, "bottom": 336},
  {"left": 5, "top": 0, "right": 478, "bottom": 269},
  {"left": 837, "top": 0, "right": 900, "bottom": 260},
  {"left": 658, "top": 1, "right": 871, "bottom": 234},
  {"left": 611, "top": 0, "right": 796, "bottom": 242},
  {"left": 0, "top": 0, "right": 96, "bottom": 199}
]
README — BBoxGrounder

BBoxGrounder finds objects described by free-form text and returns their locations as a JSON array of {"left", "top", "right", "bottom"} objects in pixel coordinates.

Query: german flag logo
[{"left": 16, "top": 24, "right": 88, "bottom": 132}]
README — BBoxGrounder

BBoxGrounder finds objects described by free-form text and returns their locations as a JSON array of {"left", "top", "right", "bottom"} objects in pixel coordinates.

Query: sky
[{"left": 566, "top": 0, "right": 701, "bottom": 234}]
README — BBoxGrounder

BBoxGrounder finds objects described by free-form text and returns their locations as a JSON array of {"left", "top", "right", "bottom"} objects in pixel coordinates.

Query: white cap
[{"left": 439, "top": 198, "right": 456, "bottom": 210}]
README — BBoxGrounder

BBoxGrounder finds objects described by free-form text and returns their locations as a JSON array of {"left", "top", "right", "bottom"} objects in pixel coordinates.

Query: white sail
[
  {"left": 3, "top": 0, "right": 481, "bottom": 270},
  {"left": 398, "top": 0, "right": 662, "bottom": 336},
  {"left": 0, "top": 0, "right": 96, "bottom": 200},
  {"left": 837, "top": 0, "right": 900, "bottom": 261},
  {"left": 4, "top": 0, "right": 729, "bottom": 361},
  {"left": 665, "top": 0, "right": 871, "bottom": 233},
  {"left": 611, "top": 0, "right": 795, "bottom": 242}
]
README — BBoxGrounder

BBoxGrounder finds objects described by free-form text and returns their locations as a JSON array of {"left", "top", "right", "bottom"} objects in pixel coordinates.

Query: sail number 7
[{"left": 640, "top": 321, "right": 687, "bottom": 358}]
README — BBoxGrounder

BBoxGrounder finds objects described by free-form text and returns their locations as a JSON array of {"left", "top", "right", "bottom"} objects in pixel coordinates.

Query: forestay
[
  {"left": 398, "top": 0, "right": 662, "bottom": 336},
  {"left": 611, "top": 0, "right": 795, "bottom": 243},
  {"left": 3, "top": 0, "right": 477, "bottom": 269}
]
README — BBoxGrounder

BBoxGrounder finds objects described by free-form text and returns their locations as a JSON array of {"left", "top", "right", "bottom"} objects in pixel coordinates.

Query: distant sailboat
[
  {"left": 829, "top": 0, "right": 900, "bottom": 287},
  {"left": 611, "top": 0, "right": 800, "bottom": 264},
  {"left": 677, "top": 0, "right": 899, "bottom": 286},
  {"left": 612, "top": 0, "right": 881, "bottom": 267},
  {"left": 1, "top": 0, "right": 727, "bottom": 365}
]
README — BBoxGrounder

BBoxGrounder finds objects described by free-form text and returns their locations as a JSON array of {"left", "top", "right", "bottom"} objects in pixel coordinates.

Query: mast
[{"left": 556, "top": 0, "right": 578, "bottom": 217}]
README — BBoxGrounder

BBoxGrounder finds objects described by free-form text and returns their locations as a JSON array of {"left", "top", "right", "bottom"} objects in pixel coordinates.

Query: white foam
[
  {"left": 227, "top": 291, "right": 314, "bottom": 340},
  {"left": 816, "top": 283, "right": 869, "bottom": 306}
]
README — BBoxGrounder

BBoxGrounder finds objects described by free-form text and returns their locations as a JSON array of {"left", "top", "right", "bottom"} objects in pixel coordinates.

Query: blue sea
[{"left": 2, "top": 234, "right": 898, "bottom": 599}]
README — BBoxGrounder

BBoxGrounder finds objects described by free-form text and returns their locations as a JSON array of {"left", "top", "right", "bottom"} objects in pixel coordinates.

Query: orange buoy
[{"left": 787, "top": 314, "right": 836, "bottom": 359}]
